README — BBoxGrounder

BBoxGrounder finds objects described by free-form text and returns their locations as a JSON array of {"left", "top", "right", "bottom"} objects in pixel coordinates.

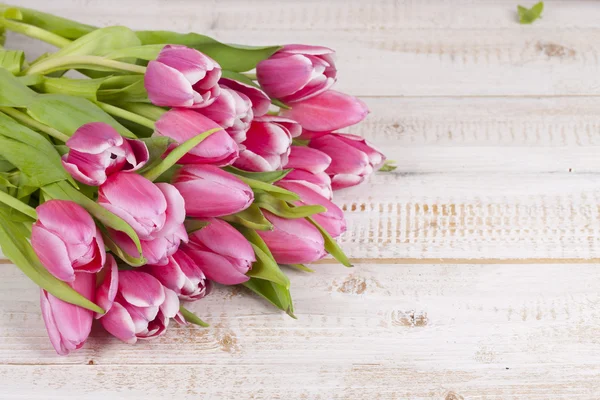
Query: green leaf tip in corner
[
  {"left": 518, "top": 2, "right": 544, "bottom": 24},
  {"left": 379, "top": 160, "right": 397, "bottom": 172},
  {"left": 179, "top": 306, "right": 209, "bottom": 327}
]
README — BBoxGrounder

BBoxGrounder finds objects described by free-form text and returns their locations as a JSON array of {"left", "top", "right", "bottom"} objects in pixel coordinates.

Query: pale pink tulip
[
  {"left": 281, "top": 90, "right": 368, "bottom": 132},
  {"left": 281, "top": 146, "right": 333, "bottom": 199},
  {"left": 31, "top": 200, "right": 105, "bottom": 282},
  {"left": 309, "top": 133, "right": 385, "bottom": 190},
  {"left": 220, "top": 78, "right": 271, "bottom": 117},
  {"left": 234, "top": 116, "right": 300, "bottom": 172},
  {"left": 198, "top": 85, "right": 253, "bottom": 143},
  {"left": 182, "top": 219, "right": 255, "bottom": 285},
  {"left": 173, "top": 165, "right": 253, "bottom": 218},
  {"left": 154, "top": 108, "right": 237, "bottom": 166},
  {"left": 110, "top": 224, "right": 188, "bottom": 266},
  {"left": 258, "top": 211, "right": 326, "bottom": 264},
  {"left": 257, "top": 44, "right": 336, "bottom": 103},
  {"left": 95, "top": 255, "right": 119, "bottom": 319},
  {"left": 278, "top": 181, "right": 346, "bottom": 238},
  {"left": 40, "top": 272, "right": 95, "bottom": 355},
  {"left": 144, "top": 250, "right": 211, "bottom": 301},
  {"left": 145, "top": 45, "right": 221, "bottom": 108},
  {"left": 98, "top": 173, "right": 186, "bottom": 241},
  {"left": 99, "top": 270, "right": 180, "bottom": 343},
  {"left": 282, "top": 169, "right": 333, "bottom": 199},
  {"left": 61, "top": 122, "right": 149, "bottom": 186}
]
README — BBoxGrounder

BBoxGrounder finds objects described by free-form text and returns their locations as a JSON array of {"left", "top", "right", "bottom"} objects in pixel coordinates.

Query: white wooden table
[{"left": 3, "top": 1, "right": 600, "bottom": 398}]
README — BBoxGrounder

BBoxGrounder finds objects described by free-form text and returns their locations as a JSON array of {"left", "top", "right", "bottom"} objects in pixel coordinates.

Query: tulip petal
[
  {"left": 184, "top": 248, "right": 250, "bottom": 285},
  {"left": 145, "top": 61, "right": 195, "bottom": 107},
  {"left": 66, "top": 122, "right": 124, "bottom": 154},
  {"left": 310, "top": 134, "right": 370, "bottom": 176},
  {"left": 284, "top": 146, "right": 331, "bottom": 174},
  {"left": 220, "top": 78, "right": 271, "bottom": 117},
  {"left": 118, "top": 271, "right": 166, "bottom": 307},
  {"left": 35, "top": 200, "right": 96, "bottom": 245},
  {"left": 331, "top": 173, "right": 364, "bottom": 190},
  {"left": 154, "top": 183, "right": 186, "bottom": 237},
  {"left": 160, "top": 287, "right": 180, "bottom": 319},
  {"left": 189, "top": 219, "right": 254, "bottom": 261},
  {"left": 123, "top": 139, "right": 150, "bottom": 171},
  {"left": 31, "top": 226, "right": 75, "bottom": 282},
  {"left": 257, "top": 55, "right": 314, "bottom": 99},
  {"left": 100, "top": 301, "right": 137, "bottom": 344},
  {"left": 40, "top": 290, "right": 69, "bottom": 355},
  {"left": 156, "top": 45, "right": 211, "bottom": 85},
  {"left": 95, "top": 255, "right": 119, "bottom": 319}
]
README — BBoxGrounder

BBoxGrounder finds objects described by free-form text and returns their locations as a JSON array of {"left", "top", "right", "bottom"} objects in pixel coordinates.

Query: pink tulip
[
  {"left": 182, "top": 219, "right": 255, "bottom": 285},
  {"left": 257, "top": 211, "right": 326, "bottom": 264},
  {"left": 173, "top": 165, "right": 253, "bottom": 218},
  {"left": 40, "top": 272, "right": 95, "bottom": 355},
  {"left": 220, "top": 78, "right": 271, "bottom": 117},
  {"left": 99, "top": 270, "right": 180, "bottom": 343},
  {"left": 154, "top": 108, "right": 238, "bottom": 166},
  {"left": 277, "top": 181, "right": 346, "bottom": 238},
  {"left": 31, "top": 200, "right": 105, "bottom": 282},
  {"left": 281, "top": 146, "right": 333, "bottom": 199},
  {"left": 257, "top": 44, "right": 336, "bottom": 103},
  {"left": 110, "top": 224, "right": 188, "bottom": 266},
  {"left": 281, "top": 90, "right": 368, "bottom": 132},
  {"left": 282, "top": 169, "right": 333, "bottom": 199},
  {"left": 99, "top": 173, "right": 186, "bottom": 240},
  {"left": 198, "top": 85, "right": 253, "bottom": 143},
  {"left": 145, "top": 45, "right": 221, "bottom": 108},
  {"left": 309, "top": 133, "right": 385, "bottom": 190},
  {"left": 61, "top": 122, "right": 149, "bottom": 186},
  {"left": 95, "top": 255, "right": 119, "bottom": 319},
  {"left": 234, "top": 116, "right": 300, "bottom": 172},
  {"left": 144, "top": 249, "right": 211, "bottom": 301}
]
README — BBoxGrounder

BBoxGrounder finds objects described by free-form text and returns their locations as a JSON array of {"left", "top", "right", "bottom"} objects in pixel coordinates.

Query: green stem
[
  {"left": 96, "top": 102, "right": 155, "bottom": 130},
  {"left": 0, "top": 190, "right": 37, "bottom": 220},
  {"left": 0, "top": 107, "right": 70, "bottom": 142},
  {"left": 0, "top": 18, "right": 71, "bottom": 48},
  {"left": 121, "top": 103, "right": 167, "bottom": 121},
  {"left": 25, "top": 55, "right": 146, "bottom": 76}
]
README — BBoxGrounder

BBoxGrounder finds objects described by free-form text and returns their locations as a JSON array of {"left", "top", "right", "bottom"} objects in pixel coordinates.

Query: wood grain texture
[{"left": 3, "top": 0, "right": 600, "bottom": 399}]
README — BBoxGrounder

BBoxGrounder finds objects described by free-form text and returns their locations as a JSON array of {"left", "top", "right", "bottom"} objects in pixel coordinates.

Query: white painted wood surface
[{"left": 3, "top": 1, "right": 600, "bottom": 398}]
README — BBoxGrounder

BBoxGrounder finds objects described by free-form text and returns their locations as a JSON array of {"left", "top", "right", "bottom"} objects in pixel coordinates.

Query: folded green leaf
[
  {"left": 0, "top": 67, "right": 37, "bottom": 107},
  {"left": 246, "top": 243, "right": 290, "bottom": 288},
  {"left": 236, "top": 225, "right": 274, "bottom": 258},
  {"left": 255, "top": 192, "right": 326, "bottom": 219},
  {"left": 142, "top": 127, "right": 222, "bottom": 181},
  {"left": 137, "top": 30, "right": 281, "bottom": 72},
  {"left": 223, "top": 166, "right": 291, "bottom": 184},
  {"left": 138, "top": 136, "right": 173, "bottom": 172},
  {"left": 106, "top": 44, "right": 164, "bottom": 61},
  {"left": 243, "top": 278, "right": 295, "bottom": 318},
  {"left": 101, "top": 230, "right": 145, "bottom": 267},
  {"left": 42, "top": 181, "right": 144, "bottom": 259},
  {"left": 27, "top": 94, "right": 136, "bottom": 138},
  {"left": 0, "top": 212, "right": 103, "bottom": 314},
  {"left": 307, "top": 216, "right": 352, "bottom": 268},
  {"left": 518, "top": 2, "right": 544, "bottom": 24},
  {"left": 0, "top": 189, "right": 36, "bottom": 219},
  {"left": 17, "top": 74, "right": 44, "bottom": 86},
  {"left": 50, "top": 26, "right": 141, "bottom": 59},
  {"left": 179, "top": 306, "right": 209, "bottom": 327},
  {"left": 0, "top": 49, "right": 23, "bottom": 74},
  {"left": 97, "top": 77, "right": 148, "bottom": 103},
  {"left": 236, "top": 177, "right": 299, "bottom": 202},
  {"left": 221, "top": 204, "right": 273, "bottom": 231},
  {"left": 36, "top": 76, "right": 105, "bottom": 101},
  {"left": 286, "top": 264, "right": 315, "bottom": 273}
]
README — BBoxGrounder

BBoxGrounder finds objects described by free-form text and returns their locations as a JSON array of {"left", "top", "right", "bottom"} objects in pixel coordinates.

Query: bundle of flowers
[{"left": 0, "top": 5, "right": 392, "bottom": 355}]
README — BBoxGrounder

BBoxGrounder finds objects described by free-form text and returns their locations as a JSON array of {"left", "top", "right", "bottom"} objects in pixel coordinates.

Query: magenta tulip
[
  {"left": 281, "top": 169, "right": 333, "bottom": 199},
  {"left": 234, "top": 116, "right": 300, "bottom": 172},
  {"left": 220, "top": 78, "right": 270, "bottom": 117},
  {"left": 257, "top": 211, "right": 326, "bottom": 264},
  {"left": 257, "top": 44, "right": 336, "bottom": 103},
  {"left": 40, "top": 272, "right": 95, "bottom": 355},
  {"left": 277, "top": 181, "right": 346, "bottom": 238},
  {"left": 61, "top": 122, "right": 149, "bottom": 186},
  {"left": 31, "top": 200, "right": 105, "bottom": 282},
  {"left": 99, "top": 173, "right": 186, "bottom": 240},
  {"left": 95, "top": 255, "right": 119, "bottom": 319},
  {"left": 309, "top": 133, "right": 385, "bottom": 190},
  {"left": 281, "top": 146, "right": 333, "bottom": 199},
  {"left": 145, "top": 45, "right": 221, "bottom": 108},
  {"left": 143, "top": 250, "right": 211, "bottom": 301},
  {"left": 154, "top": 108, "right": 238, "bottom": 166},
  {"left": 99, "top": 270, "right": 180, "bottom": 343},
  {"left": 198, "top": 85, "right": 253, "bottom": 143},
  {"left": 173, "top": 165, "right": 253, "bottom": 218},
  {"left": 281, "top": 90, "right": 368, "bottom": 132},
  {"left": 182, "top": 219, "right": 255, "bottom": 285}
]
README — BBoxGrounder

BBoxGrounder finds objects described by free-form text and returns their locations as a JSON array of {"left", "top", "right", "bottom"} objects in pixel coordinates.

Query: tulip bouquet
[{"left": 0, "top": 5, "right": 390, "bottom": 355}]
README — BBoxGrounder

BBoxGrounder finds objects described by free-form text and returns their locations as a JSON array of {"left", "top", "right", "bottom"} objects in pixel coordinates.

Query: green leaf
[
  {"left": 137, "top": 30, "right": 281, "bottom": 72},
  {"left": 184, "top": 219, "right": 209, "bottom": 234},
  {"left": 247, "top": 244, "right": 290, "bottom": 287},
  {"left": 42, "top": 181, "right": 144, "bottom": 260},
  {"left": 27, "top": 94, "right": 136, "bottom": 138},
  {"left": 179, "top": 306, "right": 209, "bottom": 327},
  {"left": 0, "top": 49, "right": 23, "bottom": 74},
  {"left": 518, "top": 2, "right": 544, "bottom": 24},
  {"left": 97, "top": 77, "right": 148, "bottom": 103},
  {"left": 142, "top": 127, "right": 223, "bottom": 181},
  {"left": 0, "top": 190, "right": 36, "bottom": 219},
  {"left": 138, "top": 136, "right": 173, "bottom": 172},
  {"left": 379, "top": 160, "right": 397, "bottom": 172},
  {"left": 0, "top": 111, "right": 70, "bottom": 186},
  {"left": 255, "top": 192, "right": 326, "bottom": 219},
  {"left": 17, "top": 74, "right": 44, "bottom": 86},
  {"left": 101, "top": 230, "right": 145, "bottom": 267},
  {"left": 243, "top": 278, "right": 295, "bottom": 318},
  {"left": 223, "top": 166, "right": 291, "bottom": 184},
  {"left": 236, "top": 225, "right": 274, "bottom": 258},
  {"left": 0, "top": 213, "right": 104, "bottom": 313},
  {"left": 36, "top": 76, "right": 105, "bottom": 101},
  {"left": 50, "top": 26, "right": 141, "bottom": 58},
  {"left": 235, "top": 176, "right": 299, "bottom": 202},
  {"left": 0, "top": 4, "right": 95, "bottom": 39},
  {"left": 221, "top": 203, "right": 273, "bottom": 231},
  {"left": 306, "top": 216, "right": 352, "bottom": 268},
  {"left": 286, "top": 264, "right": 315, "bottom": 273},
  {"left": 0, "top": 67, "right": 37, "bottom": 107},
  {"left": 106, "top": 44, "right": 164, "bottom": 61}
]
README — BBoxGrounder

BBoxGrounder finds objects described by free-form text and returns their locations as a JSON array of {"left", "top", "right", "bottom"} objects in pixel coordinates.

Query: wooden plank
[
  {"left": 2, "top": 263, "right": 600, "bottom": 398},
  {"left": 9, "top": 1, "right": 600, "bottom": 96}
]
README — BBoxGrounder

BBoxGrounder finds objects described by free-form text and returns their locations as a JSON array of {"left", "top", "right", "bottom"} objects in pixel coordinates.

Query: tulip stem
[
  {"left": 0, "top": 17, "right": 72, "bottom": 48},
  {"left": 0, "top": 190, "right": 37, "bottom": 220},
  {"left": 120, "top": 103, "right": 166, "bottom": 121},
  {"left": 24, "top": 55, "right": 147, "bottom": 76},
  {"left": 96, "top": 102, "right": 156, "bottom": 130},
  {"left": 0, "top": 107, "right": 70, "bottom": 142}
]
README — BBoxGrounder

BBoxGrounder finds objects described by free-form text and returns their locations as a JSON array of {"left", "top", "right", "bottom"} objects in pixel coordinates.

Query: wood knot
[
  {"left": 444, "top": 391, "right": 464, "bottom": 400},
  {"left": 337, "top": 275, "right": 368, "bottom": 294},
  {"left": 391, "top": 310, "right": 428, "bottom": 327},
  {"left": 536, "top": 42, "right": 576, "bottom": 58},
  {"left": 217, "top": 331, "right": 239, "bottom": 353}
]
